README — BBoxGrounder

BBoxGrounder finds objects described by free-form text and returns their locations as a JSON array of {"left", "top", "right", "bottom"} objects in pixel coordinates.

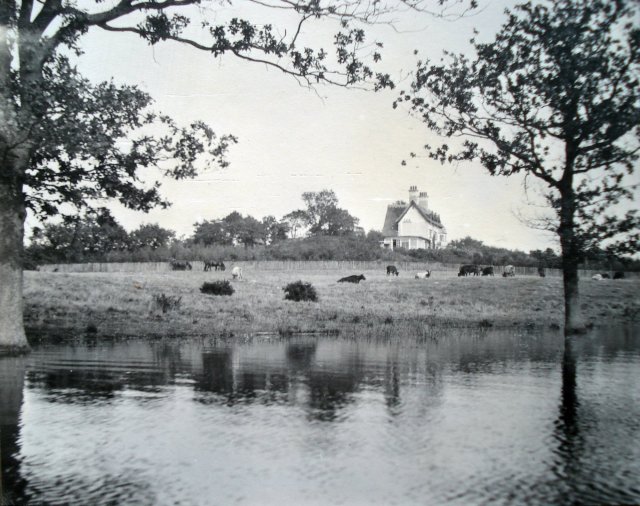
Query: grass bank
[{"left": 23, "top": 267, "right": 640, "bottom": 342}]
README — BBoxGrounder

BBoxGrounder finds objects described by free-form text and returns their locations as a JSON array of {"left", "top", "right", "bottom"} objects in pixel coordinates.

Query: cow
[
  {"left": 415, "top": 271, "right": 431, "bottom": 279},
  {"left": 386, "top": 265, "right": 399, "bottom": 276},
  {"left": 538, "top": 266, "right": 546, "bottom": 277},
  {"left": 481, "top": 266, "right": 494, "bottom": 276},
  {"left": 458, "top": 264, "right": 480, "bottom": 277},
  {"left": 170, "top": 260, "right": 192, "bottom": 271},
  {"left": 502, "top": 265, "right": 515, "bottom": 277},
  {"left": 601, "top": 273, "right": 611, "bottom": 279},
  {"left": 204, "top": 261, "right": 226, "bottom": 272},
  {"left": 592, "top": 273, "right": 603, "bottom": 281},
  {"left": 338, "top": 274, "right": 366, "bottom": 284},
  {"left": 231, "top": 266, "right": 243, "bottom": 280},
  {"left": 613, "top": 271, "right": 625, "bottom": 279}
]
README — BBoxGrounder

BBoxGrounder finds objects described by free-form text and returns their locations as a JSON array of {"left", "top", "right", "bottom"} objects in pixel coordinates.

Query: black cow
[
  {"left": 601, "top": 273, "right": 611, "bottom": 279},
  {"left": 458, "top": 264, "right": 480, "bottom": 277},
  {"left": 204, "top": 261, "right": 226, "bottom": 272},
  {"left": 386, "top": 265, "right": 399, "bottom": 276},
  {"left": 170, "top": 260, "right": 192, "bottom": 271},
  {"left": 481, "top": 266, "right": 494, "bottom": 276},
  {"left": 613, "top": 271, "right": 625, "bottom": 279},
  {"left": 538, "top": 266, "right": 546, "bottom": 277},
  {"left": 338, "top": 274, "right": 366, "bottom": 284}
]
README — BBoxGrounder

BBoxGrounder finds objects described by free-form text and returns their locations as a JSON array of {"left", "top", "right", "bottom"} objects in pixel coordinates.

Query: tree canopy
[{"left": 299, "top": 189, "right": 360, "bottom": 236}]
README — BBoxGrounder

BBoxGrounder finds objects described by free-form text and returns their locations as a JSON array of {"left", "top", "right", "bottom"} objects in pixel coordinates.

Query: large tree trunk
[{"left": 0, "top": 183, "right": 30, "bottom": 354}]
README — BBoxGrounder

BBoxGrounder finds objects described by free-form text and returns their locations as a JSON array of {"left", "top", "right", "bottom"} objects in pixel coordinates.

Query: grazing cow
[
  {"left": 458, "top": 264, "right": 480, "bottom": 277},
  {"left": 502, "top": 265, "right": 515, "bottom": 277},
  {"left": 601, "top": 273, "right": 611, "bottom": 279},
  {"left": 592, "top": 273, "right": 603, "bottom": 281},
  {"left": 613, "top": 271, "right": 625, "bottom": 279},
  {"left": 481, "top": 266, "right": 494, "bottom": 276},
  {"left": 386, "top": 265, "right": 399, "bottom": 276},
  {"left": 338, "top": 274, "right": 366, "bottom": 284},
  {"left": 538, "top": 266, "right": 546, "bottom": 277},
  {"left": 415, "top": 271, "right": 431, "bottom": 279},
  {"left": 170, "top": 260, "right": 192, "bottom": 271},
  {"left": 231, "top": 266, "right": 243, "bottom": 280},
  {"left": 204, "top": 261, "right": 226, "bottom": 272}
]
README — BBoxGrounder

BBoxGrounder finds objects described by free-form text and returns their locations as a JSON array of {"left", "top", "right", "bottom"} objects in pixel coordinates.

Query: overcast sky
[{"left": 42, "top": 0, "right": 637, "bottom": 252}]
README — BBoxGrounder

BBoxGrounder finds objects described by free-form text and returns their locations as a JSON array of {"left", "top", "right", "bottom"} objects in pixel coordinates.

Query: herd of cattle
[{"left": 169, "top": 260, "right": 626, "bottom": 283}]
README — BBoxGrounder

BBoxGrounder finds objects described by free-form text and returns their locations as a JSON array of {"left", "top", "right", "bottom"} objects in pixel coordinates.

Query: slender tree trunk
[
  {"left": 0, "top": 182, "right": 30, "bottom": 354},
  {"left": 558, "top": 184, "right": 586, "bottom": 336}
]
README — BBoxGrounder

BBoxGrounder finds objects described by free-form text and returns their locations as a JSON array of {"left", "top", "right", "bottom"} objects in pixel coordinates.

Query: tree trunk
[
  {"left": 0, "top": 183, "right": 30, "bottom": 354},
  {"left": 558, "top": 184, "right": 586, "bottom": 336},
  {"left": 561, "top": 251, "right": 585, "bottom": 335}
]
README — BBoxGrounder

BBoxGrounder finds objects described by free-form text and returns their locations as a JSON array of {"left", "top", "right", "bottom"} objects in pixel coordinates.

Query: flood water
[{"left": 1, "top": 327, "right": 639, "bottom": 505}]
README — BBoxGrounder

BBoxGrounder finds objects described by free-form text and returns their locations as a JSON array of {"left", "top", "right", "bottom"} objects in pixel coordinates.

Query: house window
[{"left": 401, "top": 241, "right": 410, "bottom": 248}]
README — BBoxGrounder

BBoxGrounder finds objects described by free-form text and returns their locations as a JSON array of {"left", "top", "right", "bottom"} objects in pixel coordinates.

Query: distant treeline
[{"left": 25, "top": 211, "right": 639, "bottom": 272}]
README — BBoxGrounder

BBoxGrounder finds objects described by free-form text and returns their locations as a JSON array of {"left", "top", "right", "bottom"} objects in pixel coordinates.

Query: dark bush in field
[
  {"left": 283, "top": 281, "right": 318, "bottom": 302},
  {"left": 200, "top": 280, "right": 234, "bottom": 296},
  {"left": 152, "top": 293, "right": 182, "bottom": 313}
]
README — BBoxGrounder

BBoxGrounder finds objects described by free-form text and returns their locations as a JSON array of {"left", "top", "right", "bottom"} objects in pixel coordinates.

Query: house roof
[
  {"left": 381, "top": 204, "right": 406, "bottom": 236},
  {"left": 382, "top": 201, "right": 445, "bottom": 237},
  {"left": 397, "top": 201, "right": 445, "bottom": 230}
]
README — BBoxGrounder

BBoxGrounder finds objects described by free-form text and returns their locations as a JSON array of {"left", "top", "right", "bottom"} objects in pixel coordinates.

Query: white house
[{"left": 381, "top": 186, "right": 447, "bottom": 250}]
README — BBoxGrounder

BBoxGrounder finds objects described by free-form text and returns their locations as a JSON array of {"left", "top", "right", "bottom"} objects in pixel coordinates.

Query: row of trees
[
  {"left": 191, "top": 190, "right": 360, "bottom": 247},
  {"left": 26, "top": 189, "right": 362, "bottom": 264},
  {"left": 27, "top": 208, "right": 638, "bottom": 271}
]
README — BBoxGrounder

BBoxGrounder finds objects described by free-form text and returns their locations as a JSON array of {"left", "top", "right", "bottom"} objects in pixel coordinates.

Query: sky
[{"left": 37, "top": 0, "right": 636, "bottom": 253}]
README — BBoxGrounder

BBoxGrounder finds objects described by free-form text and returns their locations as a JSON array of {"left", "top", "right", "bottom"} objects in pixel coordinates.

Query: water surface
[{"left": 1, "top": 327, "right": 639, "bottom": 505}]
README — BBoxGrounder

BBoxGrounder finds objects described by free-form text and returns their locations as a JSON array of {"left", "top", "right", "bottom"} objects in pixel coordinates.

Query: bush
[
  {"left": 152, "top": 293, "right": 182, "bottom": 313},
  {"left": 200, "top": 280, "right": 234, "bottom": 296},
  {"left": 283, "top": 281, "right": 318, "bottom": 302}
]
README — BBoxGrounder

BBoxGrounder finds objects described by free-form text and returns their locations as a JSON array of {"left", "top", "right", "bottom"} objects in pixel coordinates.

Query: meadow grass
[{"left": 23, "top": 267, "right": 640, "bottom": 341}]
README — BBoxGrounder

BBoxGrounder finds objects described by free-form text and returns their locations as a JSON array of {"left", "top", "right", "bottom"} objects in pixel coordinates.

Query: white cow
[
  {"left": 502, "top": 265, "right": 516, "bottom": 277},
  {"left": 592, "top": 273, "right": 603, "bottom": 281},
  {"left": 415, "top": 271, "right": 431, "bottom": 279},
  {"left": 231, "top": 266, "right": 243, "bottom": 280}
]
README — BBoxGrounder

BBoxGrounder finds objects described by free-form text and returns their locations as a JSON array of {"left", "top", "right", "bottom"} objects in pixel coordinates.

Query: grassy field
[{"left": 23, "top": 267, "right": 640, "bottom": 342}]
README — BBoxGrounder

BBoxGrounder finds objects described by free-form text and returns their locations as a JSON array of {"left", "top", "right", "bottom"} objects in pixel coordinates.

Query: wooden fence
[{"left": 36, "top": 260, "right": 636, "bottom": 279}]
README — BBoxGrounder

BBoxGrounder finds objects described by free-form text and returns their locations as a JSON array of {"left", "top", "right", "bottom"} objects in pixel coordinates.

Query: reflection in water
[
  {"left": 1, "top": 327, "right": 639, "bottom": 505},
  {"left": 0, "top": 356, "right": 27, "bottom": 505}
]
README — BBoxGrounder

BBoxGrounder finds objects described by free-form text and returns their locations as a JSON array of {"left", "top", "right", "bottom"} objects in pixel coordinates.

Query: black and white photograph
[{"left": 1, "top": 0, "right": 639, "bottom": 504}]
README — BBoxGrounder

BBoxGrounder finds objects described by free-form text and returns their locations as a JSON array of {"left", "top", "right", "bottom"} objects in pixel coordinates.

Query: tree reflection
[
  {"left": 0, "top": 356, "right": 28, "bottom": 504},
  {"left": 195, "top": 349, "right": 235, "bottom": 402},
  {"left": 286, "top": 341, "right": 317, "bottom": 370},
  {"left": 194, "top": 342, "right": 368, "bottom": 421},
  {"left": 384, "top": 359, "right": 401, "bottom": 412},
  {"left": 551, "top": 339, "right": 584, "bottom": 503}
]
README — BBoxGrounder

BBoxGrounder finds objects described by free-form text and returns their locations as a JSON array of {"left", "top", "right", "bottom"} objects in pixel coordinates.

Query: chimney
[
  {"left": 409, "top": 185, "right": 419, "bottom": 204},
  {"left": 418, "top": 191, "right": 429, "bottom": 210}
]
